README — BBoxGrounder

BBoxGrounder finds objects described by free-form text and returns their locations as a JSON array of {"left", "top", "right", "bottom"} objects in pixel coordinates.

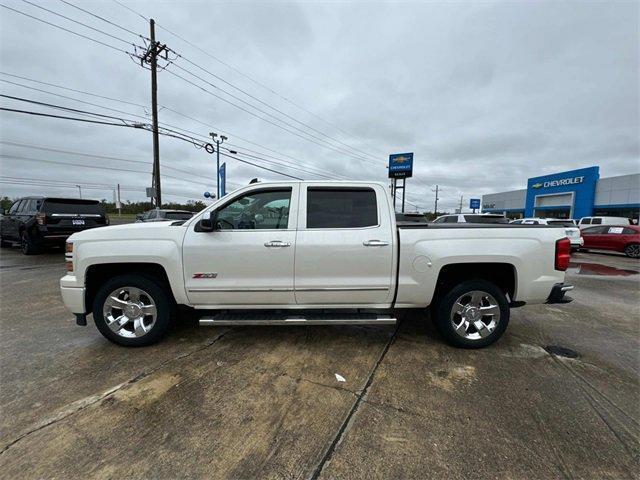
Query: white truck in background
[{"left": 60, "top": 181, "right": 573, "bottom": 349}]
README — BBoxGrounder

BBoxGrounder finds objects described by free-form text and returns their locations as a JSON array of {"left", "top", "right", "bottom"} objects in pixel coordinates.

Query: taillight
[
  {"left": 36, "top": 212, "right": 46, "bottom": 225},
  {"left": 555, "top": 237, "right": 571, "bottom": 271}
]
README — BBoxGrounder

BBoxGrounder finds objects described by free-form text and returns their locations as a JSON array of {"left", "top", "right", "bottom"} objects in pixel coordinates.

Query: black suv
[{"left": 0, "top": 197, "right": 108, "bottom": 254}]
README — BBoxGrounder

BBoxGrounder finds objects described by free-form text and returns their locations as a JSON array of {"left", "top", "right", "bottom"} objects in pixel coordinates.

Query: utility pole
[
  {"left": 117, "top": 183, "right": 122, "bottom": 216},
  {"left": 209, "top": 133, "right": 227, "bottom": 198},
  {"left": 433, "top": 185, "right": 440, "bottom": 214},
  {"left": 149, "top": 19, "right": 161, "bottom": 207},
  {"left": 135, "top": 19, "right": 170, "bottom": 208},
  {"left": 459, "top": 195, "right": 463, "bottom": 213}
]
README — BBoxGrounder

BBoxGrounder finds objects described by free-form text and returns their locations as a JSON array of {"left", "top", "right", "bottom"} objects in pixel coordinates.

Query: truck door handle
[
  {"left": 363, "top": 240, "right": 389, "bottom": 247},
  {"left": 264, "top": 240, "right": 291, "bottom": 248}
]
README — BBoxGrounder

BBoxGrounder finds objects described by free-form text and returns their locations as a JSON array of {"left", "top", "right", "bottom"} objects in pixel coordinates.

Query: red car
[{"left": 581, "top": 225, "right": 640, "bottom": 258}]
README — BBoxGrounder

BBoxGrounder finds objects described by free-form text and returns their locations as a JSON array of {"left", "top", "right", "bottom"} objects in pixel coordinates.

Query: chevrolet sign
[{"left": 532, "top": 176, "right": 585, "bottom": 189}]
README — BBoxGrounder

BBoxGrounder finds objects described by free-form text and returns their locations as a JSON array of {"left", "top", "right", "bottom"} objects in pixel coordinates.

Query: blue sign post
[
  {"left": 219, "top": 163, "right": 226, "bottom": 197},
  {"left": 388, "top": 153, "right": 414, "bottom": 179},
  {"left": 388, "top": 152, "right": 414, "bottom": 214},
  {"left": 470, "top": 198, "right": 481, "bottom": 212}
]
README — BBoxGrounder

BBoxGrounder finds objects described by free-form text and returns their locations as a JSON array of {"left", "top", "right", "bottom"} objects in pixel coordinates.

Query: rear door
[
  {"left": 581, "top": 226, "right": 607, "bottom": 248},
  {"left": 294, "top": 184, "right": 394, "bottom": 305}
]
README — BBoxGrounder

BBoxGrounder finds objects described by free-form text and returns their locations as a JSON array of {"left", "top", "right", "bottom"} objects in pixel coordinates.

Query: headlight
[{"left": 65, "top": 242, "right": 73, "bottom": 254}]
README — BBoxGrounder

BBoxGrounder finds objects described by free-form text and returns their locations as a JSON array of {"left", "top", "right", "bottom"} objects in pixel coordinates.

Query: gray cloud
[{"left": 0, "top": 0, "right": 638, "bottom": 212}]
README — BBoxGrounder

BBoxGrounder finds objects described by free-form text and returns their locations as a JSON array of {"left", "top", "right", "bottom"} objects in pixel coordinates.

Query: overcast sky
[{"left": 0, "top": 0, "right": 638, "bottom": 211}]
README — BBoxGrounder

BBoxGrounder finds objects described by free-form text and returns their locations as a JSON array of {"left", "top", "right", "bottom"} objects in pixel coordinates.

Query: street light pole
[
  {"left": 209, "top": 132, "right": 227, "bottom": 198},
  {"left": 76, "top": 185, "right": 82, "bottom": 198}
]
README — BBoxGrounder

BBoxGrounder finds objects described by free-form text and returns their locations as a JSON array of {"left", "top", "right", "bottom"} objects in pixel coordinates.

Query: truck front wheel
[
  {"left": 434, "top": 279, "right": 510, "bottom": 348},
  {"left": 92, "top": 274, "right": 173, "bottom": 347}
]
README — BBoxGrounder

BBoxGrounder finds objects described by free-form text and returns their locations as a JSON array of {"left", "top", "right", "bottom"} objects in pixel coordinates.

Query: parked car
[
  {"left": 580, "top": 225, "right": 640, "bottom": 258},
  {"left": 61, "top": 181, "right": 573, "bottom": 349},
  {"left": 1, "top": 197, "right": 108, "bottom": 255},
  {"left": 578, "top": 216, "right": 631, "bottom": 229},
  {"left": 432, "top": 213, "right": 509, "bottom": 224},
  {"left": 135, "top": 209, "right": 195, "bottom": 222},
  {"left": 511, "top": 218, "right": 583, "bottom": 249},
  {"left": 396, "top": 212, "right": 428, "bottom": 223}
]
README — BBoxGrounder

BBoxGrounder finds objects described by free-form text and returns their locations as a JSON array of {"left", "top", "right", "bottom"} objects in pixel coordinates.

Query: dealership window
[{"left": 307, "top": 188, "right": 377, "bottom": 228}]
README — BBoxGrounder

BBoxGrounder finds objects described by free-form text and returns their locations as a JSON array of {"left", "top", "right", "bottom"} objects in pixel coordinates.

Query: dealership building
[{"left": 481, "top": 166, "right": 640, "bottom": 220}]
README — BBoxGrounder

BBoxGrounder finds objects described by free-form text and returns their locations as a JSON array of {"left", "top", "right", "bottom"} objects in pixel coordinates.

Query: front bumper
[
  {"left": 546, "top": 283, "right": 574, "bottom": 304},
  {"left": 60, "top": 274, "right": 85, "bottom": 314}
]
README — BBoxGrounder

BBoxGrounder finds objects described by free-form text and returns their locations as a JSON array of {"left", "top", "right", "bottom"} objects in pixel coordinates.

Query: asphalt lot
[{"left": 0, "top": 246, "right": 638, "bottom": 479}]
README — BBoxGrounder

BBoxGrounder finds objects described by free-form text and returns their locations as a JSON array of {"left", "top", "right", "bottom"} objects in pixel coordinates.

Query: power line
[
  {"left": 178, "top": 56, "right": 381, "bottom": 162},
  {"left": 0, "top": 3, "right": 126, "bottom": 53},
  {"left": 58, "top": 0, "right": 143, "bottom": 38},
  {"left": 0, "top": 71, "right": 352, "bottom": 180},
  {"left": 139, "top": 12, "right": 387, "bottom": 157},
  {"left": 0, "top": 141, "right": 215, "bottom": 186},
  {"left": 166, "top": 67, "right": 378, "bottom": 165},
  {"left": 20, "top": 0, "right": 133, "bottom": 46}
]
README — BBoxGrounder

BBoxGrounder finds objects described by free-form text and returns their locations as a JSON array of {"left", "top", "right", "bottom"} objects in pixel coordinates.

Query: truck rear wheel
[
  {"left": 434, "top": 279, "right": 509, "bottom": 348},
  {"left": 92, "top": 274, "right": 173, "bottom": 347}
]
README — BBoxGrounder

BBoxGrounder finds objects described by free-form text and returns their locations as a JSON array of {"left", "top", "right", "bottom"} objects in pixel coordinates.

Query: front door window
[{"left": 216, "top": 189, "right": 291, "bottom": 230}]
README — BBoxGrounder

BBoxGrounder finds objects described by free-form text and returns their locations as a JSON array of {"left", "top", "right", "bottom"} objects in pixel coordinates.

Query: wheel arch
[
  {"left": 85, "top": 263, "right": 176, "bottom": 312},
  {"left": 433, "top": 262, "right": 517, "bottom": 304}
]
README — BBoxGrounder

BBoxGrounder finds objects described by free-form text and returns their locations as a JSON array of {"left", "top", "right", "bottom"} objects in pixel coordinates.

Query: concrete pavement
[{"left": 0, "top": 247, "right": 638, "bottom": 479}]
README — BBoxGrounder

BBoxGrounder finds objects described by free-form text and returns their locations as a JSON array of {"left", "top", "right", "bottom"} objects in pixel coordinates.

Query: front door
[
  {"left": 183, "top": 186, "right": 298, "bottom": 307},
  {"left": 294, "top": 185, "right": 394, "bottom": 306}
]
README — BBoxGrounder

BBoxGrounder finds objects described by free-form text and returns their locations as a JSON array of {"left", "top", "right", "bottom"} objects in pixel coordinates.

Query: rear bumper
[
  {"left": 546, "top": 283, "right": 574, "bottom": 304},
  {"left": 569, "top": 238, "right": 584, "bottom": 248}
]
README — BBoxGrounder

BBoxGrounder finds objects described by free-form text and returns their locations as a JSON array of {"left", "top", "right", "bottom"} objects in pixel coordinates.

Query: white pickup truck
[{"left": 60, "top": 181, "right": 573, "bottom": 348}]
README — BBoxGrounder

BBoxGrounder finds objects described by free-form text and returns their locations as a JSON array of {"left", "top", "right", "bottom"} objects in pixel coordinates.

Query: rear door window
[
  {"left": 582, "top": 226, "right": 607, "bottom": 235},
  {"left": 306, "top": 188, "right": 377, "bottom": 228},
  {"left": 591, "top": 218, "right": 602, "bottom": 225},
  {"left": 42, "top": 199, "right": 103, "bottom": 215}
]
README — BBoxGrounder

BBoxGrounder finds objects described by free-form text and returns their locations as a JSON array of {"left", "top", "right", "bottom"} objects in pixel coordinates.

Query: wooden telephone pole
[{"left": 138, "top": 19, "right": 169, "bottom": 208}]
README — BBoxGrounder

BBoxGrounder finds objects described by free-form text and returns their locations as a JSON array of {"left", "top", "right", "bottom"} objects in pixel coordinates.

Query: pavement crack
[
  {"left": 308, "top": 323, "right": 400, "bottom": 480},
  {"left": 0, "top": 329, "right": 231, "bottom": 456}
]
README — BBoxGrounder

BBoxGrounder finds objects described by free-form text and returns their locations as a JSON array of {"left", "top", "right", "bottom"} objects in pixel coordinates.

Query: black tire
[
  {"left": 92, "top": 274, "right": 174, "bottom": 347},
  {"left": 20, "top": 231, "right": 39, "bottom": 255},
  {"left": 624, "top": 243, "right": 640, "bottom": 258},
  {"left": 433, "top": 279, "right": 510, "bottom": 349}
]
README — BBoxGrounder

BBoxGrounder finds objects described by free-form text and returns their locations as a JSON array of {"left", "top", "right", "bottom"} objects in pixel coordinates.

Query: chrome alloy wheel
[
  {"left": 102, "top": 286, "right": 157, "bottom": 338},
  {"left": 450, "top": 290, "right": 501, "bottom": 340}
]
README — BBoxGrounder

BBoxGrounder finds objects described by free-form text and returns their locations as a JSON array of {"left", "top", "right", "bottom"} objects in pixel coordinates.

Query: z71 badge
[{"left": 193, "top": 273, "right": 218, "bottom": 279}]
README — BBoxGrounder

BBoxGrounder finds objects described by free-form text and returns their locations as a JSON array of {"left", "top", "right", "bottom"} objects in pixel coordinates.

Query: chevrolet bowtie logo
[
  {"left": 532, "top": 183, "right": 543, "bottom": 189},
  {"left": 394, "top": 156, "right": 410, "bottom": 163}
]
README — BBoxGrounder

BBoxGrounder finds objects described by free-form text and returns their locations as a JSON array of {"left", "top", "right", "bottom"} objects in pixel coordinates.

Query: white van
[{"left": 578, "top": 216, "right": 631, "bottom": 229}]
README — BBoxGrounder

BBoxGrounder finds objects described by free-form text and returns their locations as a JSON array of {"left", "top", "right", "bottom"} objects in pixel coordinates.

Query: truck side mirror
[{"left": 200, "top": 211, "right": 218, "bottom": 232}]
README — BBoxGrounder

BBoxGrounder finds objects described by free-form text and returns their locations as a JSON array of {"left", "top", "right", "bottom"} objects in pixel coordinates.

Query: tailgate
[{"left": 42, "top": 198, "right": 107, "bottom": 231}]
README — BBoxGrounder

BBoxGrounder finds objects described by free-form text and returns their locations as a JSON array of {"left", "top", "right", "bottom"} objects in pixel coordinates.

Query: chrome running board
[{"left": 199, "top": 312, "right": 396, "bottom": 326}]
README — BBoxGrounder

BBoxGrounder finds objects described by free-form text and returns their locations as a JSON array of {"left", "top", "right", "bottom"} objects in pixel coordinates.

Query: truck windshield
[{"left": 42, "top": 199, "right": 103, "bottom": 215}]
